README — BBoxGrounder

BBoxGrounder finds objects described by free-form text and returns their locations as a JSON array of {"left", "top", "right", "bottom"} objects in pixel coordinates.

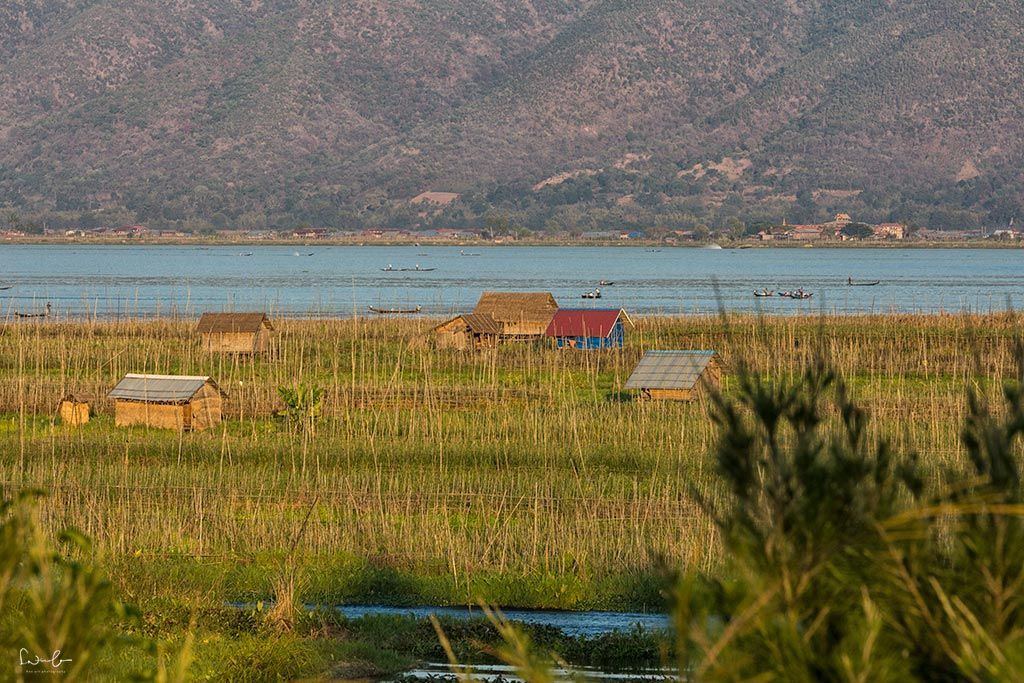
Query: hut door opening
[{"left": 182, "top": 404, "right": 192, "bottom": 431}]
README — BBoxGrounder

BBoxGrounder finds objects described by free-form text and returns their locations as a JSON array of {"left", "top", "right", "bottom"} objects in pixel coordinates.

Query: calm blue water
[
  {"left": 1, "top": 244, "right": 1021, "bottom": 317},
  {"left": 333, "top": 604, "right": 669, "bottom": 637}
]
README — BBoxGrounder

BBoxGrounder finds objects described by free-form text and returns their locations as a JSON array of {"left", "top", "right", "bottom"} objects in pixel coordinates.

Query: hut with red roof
[{"left": 544, "top": 308, "right": 632, "bottom": 349}]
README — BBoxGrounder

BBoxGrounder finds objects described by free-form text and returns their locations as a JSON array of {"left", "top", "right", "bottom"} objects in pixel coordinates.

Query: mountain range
[{"left": 2, "top": 0, "right": 1022, "bottom": 232}]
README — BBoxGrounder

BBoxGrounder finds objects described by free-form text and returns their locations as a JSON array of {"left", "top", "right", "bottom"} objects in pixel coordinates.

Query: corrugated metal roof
[
  {"left": 473, "top": 292, "right": 558, "bottom": 324},
  {"left": 196, "top": 312, "right": 272, "bottom": 334},
  {"left": 545, "top": 309, "right": 626, "bottom": 338},
  {"left": 108, "top": 374, "right": 223, "bottom": 403},
  {"left": 624, "top": 350, "right": 718, "bottom": 390}
]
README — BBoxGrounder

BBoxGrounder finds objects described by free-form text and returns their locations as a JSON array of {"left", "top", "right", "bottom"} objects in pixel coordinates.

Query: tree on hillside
[{"left": 841, "top": 222, "right": 874, "bottom": 239}]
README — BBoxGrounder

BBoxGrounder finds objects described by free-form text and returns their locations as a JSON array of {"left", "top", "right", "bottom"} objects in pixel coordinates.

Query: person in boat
[{"left": 848, "top": 276, "right": 853, "bottom": 285}]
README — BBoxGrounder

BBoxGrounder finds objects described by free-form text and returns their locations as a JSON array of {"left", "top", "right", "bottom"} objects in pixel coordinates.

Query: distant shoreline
[{"left": 3, "top": 237, "right": 1022, "bottom": 249}]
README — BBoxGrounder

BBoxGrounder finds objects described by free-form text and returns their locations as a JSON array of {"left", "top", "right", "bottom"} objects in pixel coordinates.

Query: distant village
[{"left": 2, "top": 212, "right": 1020, "bottom": 244}]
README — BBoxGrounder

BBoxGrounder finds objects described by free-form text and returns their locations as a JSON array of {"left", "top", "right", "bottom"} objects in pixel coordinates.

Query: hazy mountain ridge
[{"left": 1, "top": 0, "right": 1021, "bottom": 231}]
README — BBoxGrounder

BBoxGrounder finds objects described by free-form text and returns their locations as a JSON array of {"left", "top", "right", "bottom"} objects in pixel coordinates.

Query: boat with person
[
  {"left": 15, "top": 302, "right": 51, "bottom": 318},
  {"left": 581, "top": 288, "right": 602, "bottom": 299},
  {"left": 753, "top": 289, "right": 774, "bottom": 297},
  {"left": 599, "top": 280, "right": 615, "bottom": 286}
]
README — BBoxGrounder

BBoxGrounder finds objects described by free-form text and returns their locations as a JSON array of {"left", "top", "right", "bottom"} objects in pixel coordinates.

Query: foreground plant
[
  {"left": 680, "top": 344, "right": 1024, "bottom": 680},
  {"left": 0, "top": 490, "right": 129, "bottom": 681}
]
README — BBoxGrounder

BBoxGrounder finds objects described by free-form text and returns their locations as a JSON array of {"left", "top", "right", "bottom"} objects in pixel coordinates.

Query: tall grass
[{"left": 0, "top": 312, "right": 1017, "bottom": 608}]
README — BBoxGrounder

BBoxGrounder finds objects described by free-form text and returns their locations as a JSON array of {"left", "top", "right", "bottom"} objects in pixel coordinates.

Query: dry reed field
[{"left": 0, "top": 312, "right": 1018, "bottom": 610}]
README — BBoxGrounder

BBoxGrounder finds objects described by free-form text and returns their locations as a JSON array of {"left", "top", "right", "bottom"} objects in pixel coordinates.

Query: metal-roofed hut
[
  {"left": 544, "top": 309, "right": 632, "bottom": 349},
  {"left": 196, "top": 312, "right": 273, "bottom": 354},
  {"left": 108, "top": 374, "right": 226, "bottom": 431},
  {"left": 624, "top": 350, "right": 721, "bottom": 401},
  {"left": 433, "top": 313, "right": 503, "bottom": 350},
  {"left": 471, "top": 291, "right": 559, "bottom": 338}
]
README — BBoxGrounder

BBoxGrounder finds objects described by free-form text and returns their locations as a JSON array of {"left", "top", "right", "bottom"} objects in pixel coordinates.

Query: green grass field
[{"left": 1, "top": 312, "right": 1018, "bottom": 678}]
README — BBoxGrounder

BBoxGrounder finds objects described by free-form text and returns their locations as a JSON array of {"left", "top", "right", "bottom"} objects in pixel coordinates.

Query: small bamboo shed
[
  {"left": 433, "top": 313, "right": 503, "bottom": 350},
  {"left": 471, "top": 291, "right": 558, "bottom": 338},
  {"left": 58, "top": 396, "right": 90, "bottom": 426},
  {"left": 624, "top": 350, "right": 721, "bottom": 401},
  {"left": 108, "top": 374, "right": 226, "bottom": 431},
  {"left": 196, "top": 312, "right": 273, "bottom": 354}
]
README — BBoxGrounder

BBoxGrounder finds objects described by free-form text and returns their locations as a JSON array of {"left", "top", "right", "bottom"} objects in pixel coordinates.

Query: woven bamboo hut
[
  {"left": 108, "top": 374, "right": 226, "bottom": 431},
  {"left": 624, "top": 350, "right": 721, "bottom": 401},
  {"left": 58, "top": 396, "right": 90, "bottom": 426},
  {"left": 433, "top": 313, "right": 503, "bottom": 350},
  {"left": 196, "top": 312, "right": 273, "bottom": 354},
  {"left": 471, "top": 291, "right": 558, "bottom": 338}
]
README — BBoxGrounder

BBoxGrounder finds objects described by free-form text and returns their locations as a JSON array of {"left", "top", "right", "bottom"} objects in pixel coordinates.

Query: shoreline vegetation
[
  {"left": 3, "top": 236, "right": 1024, "bottom": 249},
  {"left": 2, "top": 311, "right": 1022, "bottom": 678}
]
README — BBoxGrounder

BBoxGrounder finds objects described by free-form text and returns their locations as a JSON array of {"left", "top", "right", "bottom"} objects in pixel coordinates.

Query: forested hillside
[{"left": 1, "top": 0, "right": 1021, "bottom": 231}]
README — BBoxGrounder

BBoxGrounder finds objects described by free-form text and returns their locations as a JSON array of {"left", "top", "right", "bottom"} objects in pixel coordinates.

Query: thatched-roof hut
[
  {"left": 433, "top": 313, "right": 503, "bottom": 350},
  {"left": 196, "top": 312, "right": 273, "bottom": 354},
  {"left": 624, "top": 350, "right": 721, "bottom": 401},
  {"left": 472, "top": 291, "right": 558, "bottom": 337},
  {"left": 108, "top": 374, "right": 226, "bottom": 431}
]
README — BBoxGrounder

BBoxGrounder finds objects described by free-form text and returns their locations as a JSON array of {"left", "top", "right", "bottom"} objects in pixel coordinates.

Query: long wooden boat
[
  {"left": 847, "top": 279, "right": 880, "bottom": 286},
  {"left": 368, "top": 305, "right": 422, "bottom": 314}
]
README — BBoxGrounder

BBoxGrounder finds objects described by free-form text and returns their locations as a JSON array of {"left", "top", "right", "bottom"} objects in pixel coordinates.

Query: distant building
[
  {"left": 872, "top": 223, "right": 906, "bottom": 240},
  {"left": 292, "top": 228, "right": 331, "bottom": 239},
  {"left": 991, "top": 229, "right": 1021, "bottom": 240},
  {"left": 109, "top": 374, "right": 226, "bottom": 431},
  {"left": 545, "top": 309, "right": 632, "bottom": 349},
  {"left": 624, "top": 350, "right": 722, "bottom": 401},
  {"left": 788, "top": 225, "right": 824, "bottom": 241},
  {"left": 196, "top": 312, "right": 274, "bottom": 355}
]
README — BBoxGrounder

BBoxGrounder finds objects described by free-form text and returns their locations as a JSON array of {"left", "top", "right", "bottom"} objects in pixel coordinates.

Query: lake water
[
  {"left": 2, "top": 244, "right": 1022, "bottom": 317},
  {"left": 334, "top": 604, "right": 669, "bottom": 638}
]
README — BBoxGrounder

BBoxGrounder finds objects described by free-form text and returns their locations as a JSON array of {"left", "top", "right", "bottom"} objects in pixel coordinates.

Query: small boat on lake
[
  {"left": 381, "top": 265, "right": 436, "bottom": 272},
  {"left": 779, "top": 289, "right": 813, "bottom": 299},
  {"left": 599, "top": 280, "right": 615, "bottom": 286},
  {"left": 847, "top": 277, "right": 880, "bottom": 286},
  {"left": 753, "top": 289, "right": 774, "bottom": 297},
  {"left": 460, "top": 250, "right": 481, "bottom": 256},
  {"left": 581, "top": 288, "right": 602, "bottom": 299},
  {"left": 368, "top": 305, "right": 422, "bottom": 314},
  {"left": 16, "top": 302, "right": 51, "bottom": 318}
]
